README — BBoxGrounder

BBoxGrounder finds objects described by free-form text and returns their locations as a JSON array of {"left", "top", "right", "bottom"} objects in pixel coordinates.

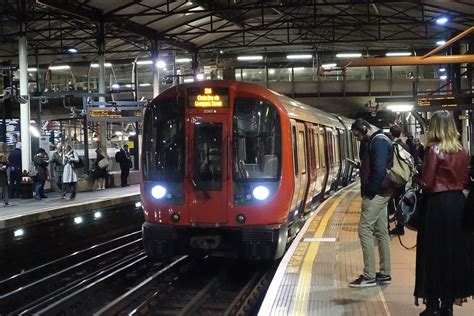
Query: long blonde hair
[{"left": 427, "top": 110, "right": 462, "bottom": 154}]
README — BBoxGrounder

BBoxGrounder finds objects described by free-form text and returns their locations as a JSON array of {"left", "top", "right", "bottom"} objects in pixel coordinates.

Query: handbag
[
  {"left": 396, "top": 186, "right": 424, "bottom": 231},
  {"left": 28, "top": 164, "right": 38, "bottom": 177},
  {"left": 98, "top": 158, "right": 109, "bottom": 169}
]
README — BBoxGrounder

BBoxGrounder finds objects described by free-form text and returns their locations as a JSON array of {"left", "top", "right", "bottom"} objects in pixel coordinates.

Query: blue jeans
[{"left": 35, "top": 180, "right": 45, "bottom": 199}]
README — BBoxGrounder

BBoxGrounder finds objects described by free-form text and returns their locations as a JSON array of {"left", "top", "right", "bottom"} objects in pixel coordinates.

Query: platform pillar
[{"left": 19, "top": 33, "right": 31, "bottom": 171}]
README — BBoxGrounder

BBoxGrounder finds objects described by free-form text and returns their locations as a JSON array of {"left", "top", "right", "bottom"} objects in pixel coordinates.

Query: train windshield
[
  {"left": 143, "top": 99, "right": 185, "bottom": 181},
  {"left": 233, "top": 98, "right": 281, "bottom": 181}
]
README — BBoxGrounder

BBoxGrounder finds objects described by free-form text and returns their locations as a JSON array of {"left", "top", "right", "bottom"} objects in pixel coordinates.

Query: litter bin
[{"left": 21, "top": 182, "right": 34, "bottom": 199}]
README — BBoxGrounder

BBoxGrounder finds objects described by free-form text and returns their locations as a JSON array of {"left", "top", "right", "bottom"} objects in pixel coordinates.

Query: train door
[
  {"left": 296, "top": 122, "right": 309, "bottom": 214},
  {"left": 187, "top": 115, "right": 228, "bottom": 224},
  {"left": 304, "top": 123, "right": 317, "bottom": 213},
  {"left": 318, "top": 126, "right": 329, "bottom": 197}
]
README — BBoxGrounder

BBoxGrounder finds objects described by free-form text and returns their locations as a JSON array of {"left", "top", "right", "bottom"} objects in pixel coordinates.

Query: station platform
[
  {"left": 259, "top": 183, "right": 474, "bottom": 316},
  {"left": 0, "top": 184, "right": 140, "bottom": 230}
]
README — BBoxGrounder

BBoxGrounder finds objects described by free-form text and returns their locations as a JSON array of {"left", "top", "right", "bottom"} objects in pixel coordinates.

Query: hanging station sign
[
  {"left": 187, "top": 87, "right": 229, "bottom": 108},
  {"left": 85, "top": 99, "right": 145, "bottom": 122},
  {"left": 416, "top": 95, "right": 474, "bottom": 111}
]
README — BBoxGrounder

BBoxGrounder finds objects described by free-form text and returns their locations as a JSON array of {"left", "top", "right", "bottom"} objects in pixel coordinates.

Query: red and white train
[{"left": 141, "top": 80, "right": 359, "bottom": 260}]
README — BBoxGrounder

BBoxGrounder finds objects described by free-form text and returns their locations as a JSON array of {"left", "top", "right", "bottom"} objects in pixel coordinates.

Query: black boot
[
  {"left": 420, "top": 298, "right": 440, "bottom": 316},
  {"left": 440, "top": 300, "right": 453, "bottom": 316}
]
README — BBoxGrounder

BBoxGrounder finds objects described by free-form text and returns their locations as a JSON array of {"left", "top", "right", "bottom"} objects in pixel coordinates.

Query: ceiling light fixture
[
  {"left": 386, "top": 105, "right": 413, "bottom": 112},
  {"left": 49, "top": 65, "right": 71, "bottom": 70},
  {"left": 436, "top": 17, "right": 448, "bottom": 25},
  {"left": 91, "top": 63, "right": 112, "bottom": 68},
  {"left": 136, "top": 60, "right": 153, "bottom": 65},
  {"left": 336, "top": 53, "right": 362, "bottom": 58},
  {"left": 321, "top": 63, "right": 337, "bottom": 69},
  {"left": 385, "top": 52, "right": 412, "bottom": 57},
  {"left": 67, "top": 47, "right": 78, "bottom": 54},
  {"left": 287, "top": 54, "right": 312, "bottom": 59},
  {"left": 175, "top": 58, "right": 192, "bottom": 63},
  {"left": 237, "top": 55, "right": 263, "bottom": 61},
  {"left": 436, "top": 40, "right": 446, "bottom": 46}
]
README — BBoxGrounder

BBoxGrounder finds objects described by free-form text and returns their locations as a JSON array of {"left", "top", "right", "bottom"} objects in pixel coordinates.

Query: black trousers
[
  {"left": 120, "top": 167, "right": 129, "bottom": 186},
  {"left": 10, "top": 169, "right": 22, "bottom": 198}
]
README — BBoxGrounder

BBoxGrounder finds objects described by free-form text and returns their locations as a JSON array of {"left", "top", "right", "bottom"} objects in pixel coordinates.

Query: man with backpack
[{"left": 348, "top": 118, "right": 394, "bottom": 288}]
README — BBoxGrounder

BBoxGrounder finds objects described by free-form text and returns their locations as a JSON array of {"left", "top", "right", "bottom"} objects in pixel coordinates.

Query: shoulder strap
[{"left": 369, "top": 133, "right": 392, "bottom": 150}]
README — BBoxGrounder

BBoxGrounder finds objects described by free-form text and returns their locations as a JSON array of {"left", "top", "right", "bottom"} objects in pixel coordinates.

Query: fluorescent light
[
  {"left": 14, "top": 229, "right": 24, "bottom": 237},
  {"left": 436, "top": 17, "right": 448, "bottom": 25},
  {"left": 156, "top": 60, "right": 166, "bottom": 69},
  {"left": 67, "top": 48, "right": 78, "bottom": 53},
  {"left": 136, "top": 60, "right": 153, "bottom": 65},
  {"left": 287, "top": 54, "right": 312, "bottom": 59},
  {"left": 237, "top": 55, "right": 263, "bottom": 61},
  {"left": 293, "top": 67, "right": 305, "bottom": 71},
  {"left": 91, "top": 63, "right": 112, "bottom": 68},
  {"left": 268, "top": 69, "right": 275, "bottom": 74},
  {"left": 111, "top": 83, "right": 120, "bottom": 90},
  {"left": 49, "top": 65, "right": 70, "bottom": 70},
  {"left": 440, "top": 75, "right": 448, "bottom": 80},
  {"left": 27, "top": 67, "right": 37, "bottom": 72},
  {"left": 196, "top": 73, "right": 204, "bottom": 80},
  {"left": 321, "top": 63, "right": 337, "bottom": 69},
  {"left": 94, "top": 212, "right": 102, "bottom": 219},
  {"left": 139, "top": 83, "right": 151, "bottom": 87},
  {"left": 385, "top": 52, "right": 412, "bottom": 57},
  {"left": 183, "top": 78, "right": 194, "bottom": 83},
  {"left": 30, "top": 125, "right": 40, "bottom": 137},
  {"left": 439, "top": 68, "right": 446, "bottom": 72},
  {"left": 125, "top": 84, "right": 132, "bottom": 88},
  {"left": 336, "top": 53, "right": 362, "bottom": 58},
  {"left": 436, "top": 40, "right": 446, "bottom": 46},
  {"left": 175, "top": 58, "right": 191, "bottom": 63},
  {"left": 387, "top": 105, "right": 413, "bottom": 112}
]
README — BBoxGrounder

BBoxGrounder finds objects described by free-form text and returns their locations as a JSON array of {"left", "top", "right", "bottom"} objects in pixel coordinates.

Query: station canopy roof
[{"left": 0, "top": 1, "right": 473, "bottom": 64}]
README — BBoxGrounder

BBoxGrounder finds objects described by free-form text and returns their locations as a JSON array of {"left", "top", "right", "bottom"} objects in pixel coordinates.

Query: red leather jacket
[{"left": 421, "top": 142, "right": 469, "bottom": 193}]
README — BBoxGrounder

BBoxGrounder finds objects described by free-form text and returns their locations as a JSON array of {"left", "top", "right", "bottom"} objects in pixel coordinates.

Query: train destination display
[
  {"left": 188, "top": 87, "right": 229, "bottom": 108},
  {"left": 416, "top": 95, "right": 474, "bottom": 111}
]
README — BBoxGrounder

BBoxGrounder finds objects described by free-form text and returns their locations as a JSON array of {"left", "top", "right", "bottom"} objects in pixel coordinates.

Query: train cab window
[
  {"left": 233, "top": 98, "right": 281, "bottom": 180},
  {"left": 143, "top": 99, "right": 185, "bottom": 181},
  {"left": 194, "top": 124, "right": 222, "bottom": 191}
]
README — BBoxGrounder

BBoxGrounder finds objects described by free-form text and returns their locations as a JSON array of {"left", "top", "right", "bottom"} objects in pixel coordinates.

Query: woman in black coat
[{"left": 92, "top": 147, "right": 108, "bottom": 190}]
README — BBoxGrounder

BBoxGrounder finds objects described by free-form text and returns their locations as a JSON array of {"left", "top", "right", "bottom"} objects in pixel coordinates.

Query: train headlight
[
  {"left": 151, "top": 185, "right": 166, "bottom": 199},
  {"left": 252, "top": 186, "right": 270, "bottom": 200}
]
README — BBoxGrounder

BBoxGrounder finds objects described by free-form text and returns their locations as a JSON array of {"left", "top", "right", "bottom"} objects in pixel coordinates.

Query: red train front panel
[{"left": 141, "top": 81, "right": 294, "bottom": 260}]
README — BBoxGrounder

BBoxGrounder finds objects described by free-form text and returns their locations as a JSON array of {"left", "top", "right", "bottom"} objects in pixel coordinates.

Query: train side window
[
  {"left": 292, "top": 125, "right": 298, "bottom": 174},
  {"left": 309, "top": 128, "right": 316, "bottom": 170},
  {"left": 298, "top": 130, "right": 306, "bottom": 174}
]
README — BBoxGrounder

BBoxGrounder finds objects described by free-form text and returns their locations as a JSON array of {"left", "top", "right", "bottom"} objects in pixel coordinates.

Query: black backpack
[{"left": 71, "top": 152, "right": 84, "bottom": 169}]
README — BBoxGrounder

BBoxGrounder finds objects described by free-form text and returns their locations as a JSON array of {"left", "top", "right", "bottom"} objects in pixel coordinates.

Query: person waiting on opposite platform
[
  {"left": 414, "top": 110, "right": 472, "bottom": 316},
  {"left": 115, "top": 144, "right": 132, "bottom": 187},
  {"left": 92, "top": 147, "right": 108, "bottom": 190},
  {"left": 50, "top": 143, "right": 64, "bottom": 195},
  {"left": 349, "top": 118, "right": 394, "bottom": 288},
  {"left": 8, "top": 142, "right": 22, "bottom": 198},
  {"left": 0, "top": 153, "right": 9, "bottom": 206},
  {"left": 33, "top": 148, "right": 49, "bottom": 200},
  {"left": 62, "top": 145, "right": 79, "bottom": 200},
  {"left": 414, "top": 138, "right": 425, "bottom": 163}
]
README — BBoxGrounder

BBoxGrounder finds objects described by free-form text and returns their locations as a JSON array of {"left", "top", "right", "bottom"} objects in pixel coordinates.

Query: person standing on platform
[
  {"left": 414, "top": 138, "right": 425, "bottom": 163},
  {"left": 33, "top": 148, "right": 49, "bottom": 200},
  {"left": 389, "top": 125, "right": 409, "bottom": 152},
  {"left": 62, "top": 145, "right": 79, "bottom": 200},
  {"left": 92, "top": 147, "right": 108, "bottom": 190},
  {"left": 50, "top": 143, "right": 64, "bottom": 195},
  {"left": 349, "top": 118, "right": 394, "bottom": 288},
  {"left": 414, "top": 111, "right": 471, "bottom": 316},
  {"left": 115, "top": 144, "right": 132, "bottom": 187},
  {"left": 8, "top": 142, "right": 22, "bottom": 198},
  {"left": 0, "top": 153, "right": 9, "bottom": 206}
]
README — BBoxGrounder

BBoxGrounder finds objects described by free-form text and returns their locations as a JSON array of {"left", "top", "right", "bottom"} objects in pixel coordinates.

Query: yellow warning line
[{"left": 289, "top": 191, "right": 349, "bottom": 315}]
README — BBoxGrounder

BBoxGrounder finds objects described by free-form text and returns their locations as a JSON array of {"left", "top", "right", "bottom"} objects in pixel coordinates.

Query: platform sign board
[
  {"left": 416, "top": 95, "right": 474, "bottom": 111},
  {"left": 87, "top": 107, "right": 143, "bottom": 122}
]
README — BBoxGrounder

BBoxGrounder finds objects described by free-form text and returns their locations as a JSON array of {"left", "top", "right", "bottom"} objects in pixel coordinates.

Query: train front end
[{"left": 141, "top": 82, "right": 293, "bottom": 260}]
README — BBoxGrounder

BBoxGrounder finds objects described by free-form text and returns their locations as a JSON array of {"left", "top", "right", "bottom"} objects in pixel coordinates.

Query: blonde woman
[{"left": 414, "top": 111, "right": 471, "bottom": 315}]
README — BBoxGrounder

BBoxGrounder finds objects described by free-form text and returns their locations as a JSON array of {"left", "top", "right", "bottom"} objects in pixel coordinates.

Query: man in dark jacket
[
  {"left": 8, "top": 142, "right": 22, "bottom": 198},
  {"left": 33, "top": 148, "right": 49, "bottom": 200},
  {"left": 115, "top": 144, "right": 132, "bottom": 187},
  {"left": 349, "top": 118, "right": 394, "bottom": 288}
]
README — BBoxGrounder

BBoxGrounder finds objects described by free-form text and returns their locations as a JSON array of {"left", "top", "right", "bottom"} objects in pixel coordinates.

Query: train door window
[
  {"left": 292, "top": 126, "right": 298, "bottom": 174},
  {"left": 233, "top": 98, "right": 281, "bottom": 180},
  {"left": 298, "top": 130, "right": 306, "bottom": 174},
  {"left": 194, "top": 123, "right": 222, "bottom": 191},
  {"left": 335, "top": 133, "right": 340, "bottom": 163},
  {"left": 314, "top": 131, "right": 320, "bottom": 169},
  {"left": 143, "top": 98, "right": 185, "bottom": 181},
  {"left": 318, "top": 131, "right": 326, "bottom": 168},
  {"left": 309, "top": 128, "right": 316, "bottom": 170}
]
